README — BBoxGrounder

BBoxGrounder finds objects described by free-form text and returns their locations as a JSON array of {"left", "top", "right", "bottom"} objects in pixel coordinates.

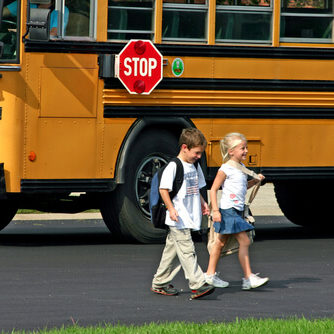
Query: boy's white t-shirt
[
  {"left": 219, "top": 163, "right": 248, "bottom": 211},
  {"left": 159, "top": 159, "right": 206, "bottom": 231}
]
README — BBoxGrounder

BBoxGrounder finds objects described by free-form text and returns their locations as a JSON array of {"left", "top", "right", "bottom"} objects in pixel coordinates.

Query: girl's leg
[
  {"left": 206, "top": 234, "right": 229, "bottom": 275},
  {"left": 234, "top": 231, "right": 252, "bottom": 279}
]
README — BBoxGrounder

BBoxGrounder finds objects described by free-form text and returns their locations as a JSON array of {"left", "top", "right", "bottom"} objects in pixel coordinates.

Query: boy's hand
[
  {"left": 169, "top": 207, "right": 179, "bottom": 222},
  {"left": 201, "top": 201, "right": 210, "bottom": 216}
]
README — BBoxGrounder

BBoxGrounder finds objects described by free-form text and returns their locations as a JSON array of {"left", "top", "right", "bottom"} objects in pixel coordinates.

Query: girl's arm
[
  {"left": 247, "top": 173, "right": 265, "bottom": 189},
  {"left": 210, "top": 170, "right": 226, "bottom": 222}
]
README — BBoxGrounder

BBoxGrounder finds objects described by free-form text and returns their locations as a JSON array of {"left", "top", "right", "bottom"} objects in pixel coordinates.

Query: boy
[{"left": 151, "top": 128, "right": 215, "bottom": 300}]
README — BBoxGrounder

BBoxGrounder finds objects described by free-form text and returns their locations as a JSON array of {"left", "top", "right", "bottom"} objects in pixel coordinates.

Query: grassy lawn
[
  {"left": 16, "top": 209, "right": 100, "bottom": 214},
  {"left": 8, "top": 319, "right": 334, "bottom": 334}
]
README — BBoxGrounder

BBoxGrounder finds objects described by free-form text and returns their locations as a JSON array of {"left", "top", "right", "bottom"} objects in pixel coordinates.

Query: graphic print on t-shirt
[
  {"left": 185, "top": 171, "right": 199, "bottom": 197},
  {"left": 230, "top": 193, "right": 239, "bottom": 204}
]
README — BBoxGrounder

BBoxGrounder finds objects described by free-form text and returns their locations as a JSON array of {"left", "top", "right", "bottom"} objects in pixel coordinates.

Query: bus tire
[
  {"left": 0, "top": 200, "right": 17, "bottom": 230},
  {"left": 274, "top": 180, "right": 331, "bottom": 227},
  {"left": 101, "top": 129, "right": 179, "bottom": 243}
]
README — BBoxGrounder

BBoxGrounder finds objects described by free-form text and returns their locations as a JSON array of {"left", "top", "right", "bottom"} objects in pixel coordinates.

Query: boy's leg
[
  {"left": 169, "top": 227, "right": 206, "bottom": 290},
  {"left": 152, "top": 230, "right": 181, "bottom": 289}
]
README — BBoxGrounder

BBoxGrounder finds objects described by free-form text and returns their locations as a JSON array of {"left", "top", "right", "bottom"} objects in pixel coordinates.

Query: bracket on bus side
[
  {"left": 98, "top": 54, "right": 116, "bottom": 79},
  {"left": 0, "top": 163, "right": 7, "bottom": 199},
  {"left": 27, "top": 8, "right": 50, "bottom": 41},
  {"left": 30, "top": 0, "right": 53, "bottom": 3},
  {"left": 0, "top": 0, "right": 4, "bottom": 28}
]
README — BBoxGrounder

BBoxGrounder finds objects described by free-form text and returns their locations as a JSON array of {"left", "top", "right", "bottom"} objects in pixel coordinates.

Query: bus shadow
[
  {"left": 0, "top": 219, "right": 118, "bottom": 247},
  {"left": 0, "top": 217, "right": 333, "bottom": 247},
  {"left": 0, "top": 232, "right": 116, "bottom": 247},
  {"left": 247, "top": 215, "right": 334, "bottom": 241},
  {"left": 254, "top": 225, "right": 334, "bottom": 241}
]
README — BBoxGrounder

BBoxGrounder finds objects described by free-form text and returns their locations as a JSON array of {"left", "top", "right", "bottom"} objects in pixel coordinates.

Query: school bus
[{"left": 1, "top": 0, "right": 334, "bottom": 243}]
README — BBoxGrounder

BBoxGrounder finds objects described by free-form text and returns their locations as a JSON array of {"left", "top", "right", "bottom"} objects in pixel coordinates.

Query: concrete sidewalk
[
  {"left": 13, "top": 212, "right": 103, "bottom": 221},
  {"left": 13, "top": 183, "right": 283, "bottom": 221}
]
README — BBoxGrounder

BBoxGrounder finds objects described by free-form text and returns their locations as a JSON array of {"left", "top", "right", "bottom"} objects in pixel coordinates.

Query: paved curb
[
  {"left": 13, "top": 212, "right": 103, "bottom": 221},
  {"left": 13, "top": 184, "right": 283, "bottom": 221}
]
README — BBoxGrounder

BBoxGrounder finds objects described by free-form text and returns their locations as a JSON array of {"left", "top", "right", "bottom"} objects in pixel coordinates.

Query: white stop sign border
[{"left": 115, "top": 40, "right": 163, "bottom": 95}]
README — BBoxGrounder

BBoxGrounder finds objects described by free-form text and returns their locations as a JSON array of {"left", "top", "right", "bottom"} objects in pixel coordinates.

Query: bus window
[
  {"left": 216, "top": 0, "right": 272, "bottom": 43},
  {"left": 25, "top": 0, "right": 96, "bottom": 39},
  {"left": 65, "top": 0, "right": 90, "bottom": 37},
  {"left": 0, "top": 0, "right": 19, "bottom": 61},
  {"left": 162, "top": 0, "right": 208, "bottom": 42},
  {"left": 65, "top": 0, "right": 94, "bottom": 38},
  {"left": 107, "top": 0, "right": 154, "bottom": 41},
  {"left": 280, "top": 0, "right": 333, "bottom": 42}
]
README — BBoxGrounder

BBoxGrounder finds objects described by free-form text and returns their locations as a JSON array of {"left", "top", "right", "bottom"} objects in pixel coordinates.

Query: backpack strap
[
  {"left": 168, "top": 158, "right": 200, "bottom": 200},
  {"left": 169, "top": 157, "right": 184, "bottom": 200},
  {"left": 225, "top": 160, "right": 261, "bottom": 205},
  {"left": 226, "top": 160, "right": 261, "bottom": 181}
]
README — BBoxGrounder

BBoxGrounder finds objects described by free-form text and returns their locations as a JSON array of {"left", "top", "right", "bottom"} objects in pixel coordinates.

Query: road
[{"left": 0, "top": 184, "right": 332, "bottom": 332}]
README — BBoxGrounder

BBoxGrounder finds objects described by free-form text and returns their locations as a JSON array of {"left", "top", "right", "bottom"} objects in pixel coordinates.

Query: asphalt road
[{"left": 0, "top": 215, "right": 333, "bottom": 332}]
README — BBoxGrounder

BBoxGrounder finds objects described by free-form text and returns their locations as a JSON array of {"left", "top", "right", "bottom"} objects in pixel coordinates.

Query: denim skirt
[{"left": 213, "top": 207, "right": 255, "bottom": 235}]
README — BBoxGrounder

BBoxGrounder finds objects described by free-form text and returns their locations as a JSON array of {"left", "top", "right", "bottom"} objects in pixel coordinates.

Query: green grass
[
  {"left": 17, "top": 209, "right": 45, "bottom": 214},
  {"left": 7, "top": 318, "right": 334, "bottom": 334},
  {"left": 16, "top": 209, "right": 100, "bottom": 214}
]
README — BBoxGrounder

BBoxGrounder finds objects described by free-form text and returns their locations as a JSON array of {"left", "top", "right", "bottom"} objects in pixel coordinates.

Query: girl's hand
[
  {"left": 249, "top": 174, "right": 265, "bottom": 188},
  {"left": 212, "top": 210, "right": 221, "bottom": 223}
]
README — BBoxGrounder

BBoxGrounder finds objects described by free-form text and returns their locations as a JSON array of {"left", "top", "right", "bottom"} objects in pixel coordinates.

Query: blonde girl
[{"left": 204, "top": 132, "right": 269, "bottom": 290}]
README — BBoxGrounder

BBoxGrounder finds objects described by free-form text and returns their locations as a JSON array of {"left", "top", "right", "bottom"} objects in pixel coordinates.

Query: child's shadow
[{"left": 206, "top": 276, "right": 321, "bottom": 299}]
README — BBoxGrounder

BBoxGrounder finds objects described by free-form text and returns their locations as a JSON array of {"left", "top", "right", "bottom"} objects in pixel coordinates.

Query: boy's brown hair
[{"left": 179, "top": 128, "right": 207, "bottom": 149}]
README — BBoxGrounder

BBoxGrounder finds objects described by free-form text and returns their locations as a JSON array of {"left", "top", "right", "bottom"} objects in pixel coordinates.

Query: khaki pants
[{"left": 152, "top": 227, "right": 206, "bottom": 290}]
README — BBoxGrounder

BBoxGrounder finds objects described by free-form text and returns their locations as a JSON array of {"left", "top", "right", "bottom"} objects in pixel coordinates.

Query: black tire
[
  {"left": 0, "top": 200, "right": 17, "bottom": 230},
  {"left": 274, "top": 180, "right": 333, "bottom": 227},
  {"left": 100, "top": 129, "right": 179, "bottom": 243}
]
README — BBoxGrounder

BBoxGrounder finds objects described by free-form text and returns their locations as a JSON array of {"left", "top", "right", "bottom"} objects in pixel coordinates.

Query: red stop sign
[{"left": 116, "top": 40, "right": 163, "bottom": 95}]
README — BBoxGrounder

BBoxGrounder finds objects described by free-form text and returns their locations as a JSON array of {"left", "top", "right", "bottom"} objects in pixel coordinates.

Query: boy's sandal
[{"left": 151, "top": 284, "right": 178, "bottom": 296}]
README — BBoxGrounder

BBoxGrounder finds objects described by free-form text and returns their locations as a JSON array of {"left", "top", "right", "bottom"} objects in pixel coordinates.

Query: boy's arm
[
  {"left": 200, "top": 194, "right": 210, "bottom": 216},
  {"left": 159, "top": 188, "right": 179, "bottom": 222}
]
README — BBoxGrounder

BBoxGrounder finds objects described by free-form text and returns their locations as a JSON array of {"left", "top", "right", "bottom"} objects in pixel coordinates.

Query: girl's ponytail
[{"left": 220, "top": 138, "right": 230, "bottom": 163}]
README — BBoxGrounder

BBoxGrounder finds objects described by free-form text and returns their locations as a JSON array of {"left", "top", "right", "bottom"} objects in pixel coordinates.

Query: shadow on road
[
  {"left": 0, "top": 216, "right": 333, "bottom": 247},
  {"left": 254, "top": 216, "right": 334, "bottom": 241},
  {"left": 255, "top": 225, "right": 334, "bottom": 241},
  {"left": 0, "top": 232, "right": 116, "bottom": 247}
]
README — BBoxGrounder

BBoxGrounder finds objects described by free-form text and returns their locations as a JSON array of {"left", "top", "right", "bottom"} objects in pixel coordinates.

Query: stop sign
[{"left": 116, "top": 40, "right": 163, "bottom": 95}]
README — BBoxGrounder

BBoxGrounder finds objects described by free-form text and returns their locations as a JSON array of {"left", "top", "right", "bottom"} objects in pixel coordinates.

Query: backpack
[
  {"left": 149, "top": 157, "right": 184, "bottom": 229},
  {"left": 149, "top": 157, "right": 200, "bottom": 229}
]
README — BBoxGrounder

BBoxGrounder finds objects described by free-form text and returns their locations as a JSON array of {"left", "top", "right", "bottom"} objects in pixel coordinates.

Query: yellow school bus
[{"left": 1, "top": 0, "right": 334, "bottom": 243}]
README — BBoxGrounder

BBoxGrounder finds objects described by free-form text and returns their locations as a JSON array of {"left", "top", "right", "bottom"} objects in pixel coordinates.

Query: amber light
[{"left": 28, "top": 151, "right": 36, "bottom": 161}]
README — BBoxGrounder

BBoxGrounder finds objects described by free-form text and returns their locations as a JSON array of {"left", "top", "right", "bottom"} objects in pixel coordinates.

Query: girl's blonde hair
[{"left": 220, "top": 132, "right": 247, "bottom": 163}]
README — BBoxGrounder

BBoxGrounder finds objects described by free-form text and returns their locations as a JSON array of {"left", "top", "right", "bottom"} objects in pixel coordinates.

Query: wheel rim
[{"left": 135, "top": 155, "right": 168, "bottom": 217}]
